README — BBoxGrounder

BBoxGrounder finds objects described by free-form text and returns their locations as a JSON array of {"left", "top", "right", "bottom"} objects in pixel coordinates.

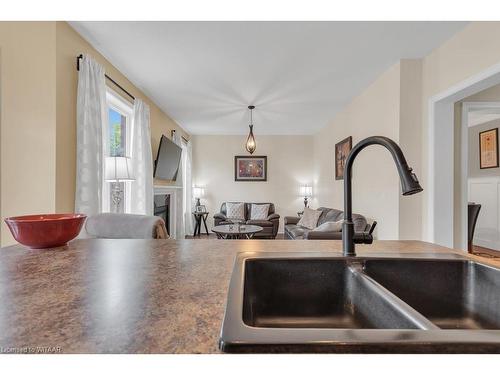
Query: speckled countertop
[{"left": 0, "top": 239, "right": 497, "bottom": 353}]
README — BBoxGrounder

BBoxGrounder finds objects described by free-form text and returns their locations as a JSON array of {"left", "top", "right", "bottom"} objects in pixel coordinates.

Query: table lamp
[
  {"left": 300, "top": 185, "right": 313, "bottom": 208},
  {"left": 105, "top": 156, "right": 135, "bottom": 212},
  {"left": 193, "top": 186, "right": 205, "bottom": 207}
]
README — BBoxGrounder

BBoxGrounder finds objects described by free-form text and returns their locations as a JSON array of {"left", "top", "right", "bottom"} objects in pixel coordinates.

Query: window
[
  {"left": 108, "top": 107, "right": 127, "bottom": 157},
  {"left": 104, "top": 89, "right": 133, "bottom": 213}
]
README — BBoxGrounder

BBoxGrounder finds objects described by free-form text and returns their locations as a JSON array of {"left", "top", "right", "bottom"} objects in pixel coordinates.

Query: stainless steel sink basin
[{"left": 219, "top": 252, "right": 500, "bottom": 353}]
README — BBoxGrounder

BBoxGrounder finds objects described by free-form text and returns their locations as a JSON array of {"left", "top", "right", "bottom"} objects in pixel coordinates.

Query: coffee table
[{"left": 212, "top": 224, "right": 263, "bottom": 239}]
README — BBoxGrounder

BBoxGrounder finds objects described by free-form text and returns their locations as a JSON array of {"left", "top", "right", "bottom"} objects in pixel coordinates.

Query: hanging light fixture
[{"left": 245, "top": 105, "right": 257, "bottom": 154}]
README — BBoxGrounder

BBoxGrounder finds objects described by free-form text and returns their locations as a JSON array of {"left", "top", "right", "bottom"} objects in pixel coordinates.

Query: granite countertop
[{"left": 0, "top": 239, "right": 497, "bottom": 353}]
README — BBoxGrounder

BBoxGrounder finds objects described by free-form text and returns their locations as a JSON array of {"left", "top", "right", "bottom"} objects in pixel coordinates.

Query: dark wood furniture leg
[
  {"left": 194, "top": 215, "right": 201, "bottom": 236},
  {"left": 202, "top": 214, "right": 209, "bottom": 235}
]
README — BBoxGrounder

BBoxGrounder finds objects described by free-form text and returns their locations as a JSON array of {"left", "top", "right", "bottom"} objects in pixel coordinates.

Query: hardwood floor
[
  {"left": 185, "top": 233, "right": 217, "bottom": 239},
  {"left": 471, "top": 245, "right": 500, "bottom": 258},
  {"left": 185, "top": 233, "right": 286, "bottom": 239}
]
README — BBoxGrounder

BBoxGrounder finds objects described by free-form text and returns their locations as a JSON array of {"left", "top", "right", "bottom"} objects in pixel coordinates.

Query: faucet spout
[{"left": 342, "top": 136, "right": 423, "bottom": 257}]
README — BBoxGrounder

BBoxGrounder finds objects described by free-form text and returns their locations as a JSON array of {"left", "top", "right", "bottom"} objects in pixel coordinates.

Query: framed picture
[
  {"left": 234, "top": 156, "right": 267, "bottom": 181},
  {"left": 479, "top": 128, "right": 499, "bottom": 169},
  {"left": 195, "top": 205, "right": 206, "bottom": 213},
  {"left": 335, "top": 136, "right": 352, "bottom": 180}
]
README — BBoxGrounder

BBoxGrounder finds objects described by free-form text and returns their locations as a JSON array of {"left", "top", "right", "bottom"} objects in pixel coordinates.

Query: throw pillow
[
  {"left": 250, "top": 204, "right": 270, "bottom": 220},
  {"left": 225, "top": 202, "right": 245, "bottom": 221},
  {"left": 297, "top": 207, "right": 322, "bottom": 229},
  {"left": 311, "top": 220, "right": 343, "bottom": 232}
]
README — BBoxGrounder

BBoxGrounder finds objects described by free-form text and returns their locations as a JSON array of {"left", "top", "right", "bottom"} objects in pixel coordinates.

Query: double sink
[{"left": 219, "top": 252, "right": 500, "bottom": 353}]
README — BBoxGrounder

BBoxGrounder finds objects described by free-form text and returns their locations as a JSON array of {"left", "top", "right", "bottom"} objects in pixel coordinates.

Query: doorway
[
  {"left": 428, "top": 62, "right": 500, "bottom": 250},
  {"left": 462, "top": 102, "right": 500, "bottom": 254}
]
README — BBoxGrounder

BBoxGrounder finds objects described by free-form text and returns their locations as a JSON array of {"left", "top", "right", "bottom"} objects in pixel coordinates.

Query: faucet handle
[{"left": 353, "top": 232, "right": 374, "bottom": 245}]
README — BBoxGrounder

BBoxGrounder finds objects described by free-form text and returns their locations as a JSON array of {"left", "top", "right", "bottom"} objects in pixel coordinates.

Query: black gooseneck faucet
[{"left": 342, "top": 136, "right": 423, "bottom": 257}]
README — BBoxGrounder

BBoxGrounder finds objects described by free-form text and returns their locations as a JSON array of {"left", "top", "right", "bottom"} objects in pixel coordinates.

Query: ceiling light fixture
[{"left": 245, "top": 105, "right": 256, "bottom": 154}]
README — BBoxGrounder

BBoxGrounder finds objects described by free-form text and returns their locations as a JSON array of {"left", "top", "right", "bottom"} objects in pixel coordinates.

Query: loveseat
[
  {"left": 284, "top": 207, "right": 373, "bottom": 240},
  {"left": 213, "top": 202, "right": 280, "bottom": 239}
]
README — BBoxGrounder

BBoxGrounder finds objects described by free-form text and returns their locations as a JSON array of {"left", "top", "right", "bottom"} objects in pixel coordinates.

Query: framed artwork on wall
[
  {"left": 195, "top": 205, "right": 207, "bottom": 213},
  {"left": 479, "top": 128, "right": 499, "bottom": 169},
  {"left": 234, "top": 156, "right": 267, "bottom": 181},
  {"left": 335, "top": 136, "right": 352, "bottom": 180}
]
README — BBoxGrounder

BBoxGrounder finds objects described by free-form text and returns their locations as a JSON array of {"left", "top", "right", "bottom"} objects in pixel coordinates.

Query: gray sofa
[
  {"left": 213, "top": 202, "right": 280, "bottom": 239},
  {"left": 284, "top": 207, "right": 372, "bottom": 240}
]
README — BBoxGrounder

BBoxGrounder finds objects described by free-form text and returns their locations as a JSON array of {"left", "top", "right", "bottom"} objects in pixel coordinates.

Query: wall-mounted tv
[{"left": 153, "top": 135, "right": 182, "bottom": 180}]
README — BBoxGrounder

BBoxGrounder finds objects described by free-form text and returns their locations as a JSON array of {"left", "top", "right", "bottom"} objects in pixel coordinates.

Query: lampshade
[
  {"left": 300, "top": 185, "right": 313, "bottom": 198},
  {"left": 105, "top": 156, "right": 135, "bottom": 181},
  {"left": 193, "top": 187, "right": 205, "bottom": 198}
]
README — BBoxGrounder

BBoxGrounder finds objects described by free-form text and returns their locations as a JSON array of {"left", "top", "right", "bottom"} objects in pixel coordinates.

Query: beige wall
[
  {"left": 0, "top": 22, "right": 57, "bottom": 245},
  {"left": 192, "top": 135, "right": 314, "bottom": 232},
  {"left": 313, "top": 61, "right": 422, "bottom": 240},
  {"left": 0, "top": 22, "right": 188, "bottom": 245},
  {"left": 312, "top": 62, "right": 401, "bottom": 239},
  {"left": 465, "top": 82, "right": 500, "bottom": 102},
  {"left": 55, "top": 22, "right": 188, "bottom": 213}
]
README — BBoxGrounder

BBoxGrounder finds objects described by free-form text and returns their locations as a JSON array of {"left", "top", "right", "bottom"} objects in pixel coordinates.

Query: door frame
[{"left": 428, "top": 61, "right": 500, "bottom": 249}]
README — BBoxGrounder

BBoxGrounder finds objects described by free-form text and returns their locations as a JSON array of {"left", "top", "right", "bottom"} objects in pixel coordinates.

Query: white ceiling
[{"left": 70, "top": 21, "right": 467, "bottom": 135}]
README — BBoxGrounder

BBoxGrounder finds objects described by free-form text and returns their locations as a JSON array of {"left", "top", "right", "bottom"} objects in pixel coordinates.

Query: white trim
[
  {"left": 106, "top": 87, "right": 134, "bottom": 115},
  {"left": 428, "top": 61, "right": 500, "bottom": 248},
  {"left": 465, "top": 102, "right": 500, "bottom": 127},
  {"left": 467, "top": 107, "right": 500, "bottom": 128},
  {"left": 461, "top": 102, "right": 471, "bottom": 250},
  {"left": 468, "top": 176, "right": 500, "bottom": 183},
  {"left": 427, "top": 100, "right": 454, "bottom": 247},
  {"left": 427, "top": 101, "right": 436, "bottom": 243}
]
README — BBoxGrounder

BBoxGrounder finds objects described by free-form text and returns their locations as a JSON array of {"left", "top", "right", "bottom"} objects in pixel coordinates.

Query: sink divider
[{"left": 346, "top": 263, "right": 440, "bottom": 330}]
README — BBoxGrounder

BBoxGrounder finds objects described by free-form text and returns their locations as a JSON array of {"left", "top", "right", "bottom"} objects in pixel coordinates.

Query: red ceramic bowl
[{"left": 4, "top": 214, "right": 87, "bottom": 249}]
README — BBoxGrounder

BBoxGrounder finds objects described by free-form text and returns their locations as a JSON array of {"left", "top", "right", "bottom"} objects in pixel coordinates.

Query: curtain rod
[
  {"left": 171, "top": 130, "right": 189, "bottom": 143},
  {"left": 76, "top": 54, "right": 135, "bottom": 101}
]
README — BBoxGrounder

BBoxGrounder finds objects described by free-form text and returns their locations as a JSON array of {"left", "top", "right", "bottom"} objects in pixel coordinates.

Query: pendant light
[{"left": 245, "top": 105, "right": 257, "bottom": 154}]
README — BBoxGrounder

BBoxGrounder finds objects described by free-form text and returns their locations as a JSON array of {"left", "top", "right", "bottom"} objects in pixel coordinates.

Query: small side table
[{"left": 193, "top": 211, "right": 209, "bottom": 236}]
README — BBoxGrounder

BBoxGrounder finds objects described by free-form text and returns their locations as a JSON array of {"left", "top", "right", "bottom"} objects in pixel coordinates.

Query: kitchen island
[{"left": 0, "top": 239, "right": 498, "bottom": 353}]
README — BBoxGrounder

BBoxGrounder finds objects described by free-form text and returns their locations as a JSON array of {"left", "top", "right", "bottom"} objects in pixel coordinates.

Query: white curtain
[
  {"left": 130, "top": 99, "right": 154, "bottom": 215},
  {"left": 172, "top": 131, "right": 186, "bottom": 238},
  {"left": 183, "top": 140, "right": 194, "bottom": 235},
  {"left": 75, "top": 54, "right": 107, "bottom": 216}
]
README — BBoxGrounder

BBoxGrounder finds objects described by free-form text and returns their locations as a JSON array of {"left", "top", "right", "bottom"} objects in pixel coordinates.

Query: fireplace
[
  {"left": 153, "top": 185, "right": 182, "bottom": 239},
  {"left": 154, "top": 194, "right": 170, "bottom": 236}
]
